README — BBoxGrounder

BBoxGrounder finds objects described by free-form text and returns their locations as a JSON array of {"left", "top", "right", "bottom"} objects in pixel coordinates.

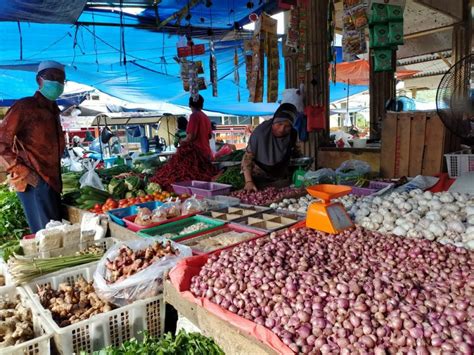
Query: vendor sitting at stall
[
  {"left": 181, "top": 95, "right": 212, "bottom": 159},
  {"left": 242, "top": 103, "right": 299, "bottom": 191},
  {"left": 174, "top": 116, "right": 188, "bottom": 148}
]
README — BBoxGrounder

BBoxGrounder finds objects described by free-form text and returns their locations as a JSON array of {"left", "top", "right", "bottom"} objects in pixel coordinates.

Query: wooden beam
[
  {"left": 404, "top": 24, "right": 455, "bottom": 39},
  {"left": 414, "top": 0, "right": 463, "bottom": 20},
  {"left": 398, "top": 29, "right": 452, "bottom": 59},
  {"left": 437, "top": 51, "right": 452, "bottom": 68}
]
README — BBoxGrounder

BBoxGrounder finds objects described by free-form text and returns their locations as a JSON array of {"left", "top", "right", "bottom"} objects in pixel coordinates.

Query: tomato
[
  {"left": 105, "top": 198, "right": 115, "bottom": 205},
  {"left": 110, "top": 201, "right": 118, "bottom": 209},
  {"left": 119, "top": 199, "right": 128, "bottom": 205},
  {"left": 94, "top": 203, "right": 101, "bottom": 210}
]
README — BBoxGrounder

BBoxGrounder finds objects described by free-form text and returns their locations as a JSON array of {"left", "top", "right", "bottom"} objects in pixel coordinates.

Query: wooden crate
[{"left": 380, "top": 112, "right": 460, "bottom": 178}]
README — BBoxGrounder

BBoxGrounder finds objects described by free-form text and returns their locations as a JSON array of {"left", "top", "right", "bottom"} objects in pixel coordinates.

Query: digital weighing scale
[{"left": 306, "top": 184, "right": 354, "bottom": 234}]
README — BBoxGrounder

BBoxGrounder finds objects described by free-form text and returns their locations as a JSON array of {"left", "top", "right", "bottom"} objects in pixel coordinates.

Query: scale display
[{"left": 326, "top": 204, "right": 353, "bottom": 231}]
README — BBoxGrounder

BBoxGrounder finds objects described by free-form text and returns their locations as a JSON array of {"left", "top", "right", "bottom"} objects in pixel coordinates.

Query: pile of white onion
[
  {"left": 269, "top": 194, "right": 316, "bottom": 213},
  {"left": 338, "top": 189, "right": 474, "bottom": 249},
  {"left": 191, "top": 227, "right": 473, "bottom": 353}
]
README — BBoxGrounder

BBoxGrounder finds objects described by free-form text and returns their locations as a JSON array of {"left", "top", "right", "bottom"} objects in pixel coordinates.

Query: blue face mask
[{"left": 39, "top": 79, "right": 64, "bottom": 101}]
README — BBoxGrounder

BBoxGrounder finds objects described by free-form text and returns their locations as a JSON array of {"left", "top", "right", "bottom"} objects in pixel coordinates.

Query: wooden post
[
  {"left": 369, "top": 50, "right": 396, "bottom": 140},
  {"left": 452, "top": 0, "right": 471, "bottom": 64}
]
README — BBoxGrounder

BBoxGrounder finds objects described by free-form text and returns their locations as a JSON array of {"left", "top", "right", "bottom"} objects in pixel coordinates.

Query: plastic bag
[
  {"left": 79, "top": 160, "right": 105, "bottom": 190},
  {"left": 93, "top": 238, "right": 192, "bottom": 306},
  {"left": 133, "top": 207, "right": 153, "bottom": 226},
  {"left": 304, "top": 168, "right": 336, "bottom": 186},
  {"left": 161, "top": 198, "right": 182, "bottom": 218},
  {"left": 181, "top": 195, "right": 203, "bottom": 215},
  {"left": 336, "top": 160, "right": 371, "bottom": 185}
]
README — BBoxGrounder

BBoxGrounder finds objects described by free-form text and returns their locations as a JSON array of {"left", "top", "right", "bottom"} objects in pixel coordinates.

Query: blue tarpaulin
[{"left": 0, "top": 15, "right": 367, "bottom": 115}]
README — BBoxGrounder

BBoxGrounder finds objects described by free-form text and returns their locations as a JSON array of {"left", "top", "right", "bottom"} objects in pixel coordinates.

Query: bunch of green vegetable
[
  {"left": 0, "top": 185, "right": 28, "bottom": 244},
  {"left": 62, "top": 172, "right": 82, "bottom": 194},
  {"left": 94, "top": 331, "right": 224, "bottom": 355},
  {"left": 215, "top": 167, "right": 244, "bottom": 190}
]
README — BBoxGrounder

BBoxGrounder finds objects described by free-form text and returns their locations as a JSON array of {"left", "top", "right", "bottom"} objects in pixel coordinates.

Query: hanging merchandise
[
  {"left": 247, "top": 38, "right": 264, "bottom": 102},
  {"left": 368, "top": 2, "right": 404, "bottom": 71},
  {"left": 209, "top": 40, "right": 218, "bottom": 97},
  {"left": 297, "top": 6, "right": 307, "bottom": 84},
  {"left": 305, "top": 105, "right": 327, "bottom": 131},
  {"left": 342, "top": 0, "right": 368, "bottom": 61},
  {"left": 265, "top": 19, "right": 279, "bottom": 103},
  {"left": 234, "top": 48, "right": 240, "bottom": 102},
  {"left": 328, "top": 0, "right": 337, "bottom": 81}
]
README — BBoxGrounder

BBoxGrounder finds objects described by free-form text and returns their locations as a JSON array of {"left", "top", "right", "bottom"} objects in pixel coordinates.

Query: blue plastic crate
[{"left": 107, "top": 201, "right": 163, "bottom": 226}]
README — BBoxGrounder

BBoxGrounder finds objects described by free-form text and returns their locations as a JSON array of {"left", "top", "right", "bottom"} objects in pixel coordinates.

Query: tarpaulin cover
[
  {"left": 0, "top": 0, "right": 87, "bottom": 23},
  {"left": 168, "top": 254, "right": 293, "bottom": 354},
  {"left": 0, "top": 17, "right": 367, "bottom": 115},
  {"left": 331, "top": 59, "right": 418, "bottom": 85}
]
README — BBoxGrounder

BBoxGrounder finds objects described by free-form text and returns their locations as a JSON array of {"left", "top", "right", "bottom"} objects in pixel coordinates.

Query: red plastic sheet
[{"left": 169, "top": 255, "right": 294, "bottom": 354}]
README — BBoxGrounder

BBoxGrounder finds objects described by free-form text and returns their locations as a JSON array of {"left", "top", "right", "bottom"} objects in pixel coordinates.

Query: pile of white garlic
[
  {"left": 269, "top": 194, "right": 316, "bottom": 213},
  {"left": 337, "top": 189, "right": 474, "bottom": 249}
]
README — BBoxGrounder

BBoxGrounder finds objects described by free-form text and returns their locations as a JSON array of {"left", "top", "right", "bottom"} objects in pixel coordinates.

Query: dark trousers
[{"left": 17, "top": 179, "right": 62, "bottom": 233}]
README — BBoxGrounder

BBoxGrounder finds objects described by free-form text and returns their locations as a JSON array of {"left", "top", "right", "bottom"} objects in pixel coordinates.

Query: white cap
[{"left": 37, "top": 60, "right": 65, "bottom": 73}]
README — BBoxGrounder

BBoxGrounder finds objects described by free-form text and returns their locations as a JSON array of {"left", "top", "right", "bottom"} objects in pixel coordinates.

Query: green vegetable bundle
[
  {"left": 0, "top": 184, "right": 28, "bottom": 244},
  {"left": 215, "top": 149, "right": 245, "bottom": 162},
  {"left": 95, "top": 331, "right": 224, "bottom": 355},
  {"left": 216, "top": 167, "right": 245, "bottom": 190}
]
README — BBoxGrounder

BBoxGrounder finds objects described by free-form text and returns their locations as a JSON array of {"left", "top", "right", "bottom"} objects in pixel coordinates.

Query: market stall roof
[
  {"left": 332, "top": 60, "right": 419, "bottom": 86},
  {"left": 0, "top": 19, "right": 368, "bottom": 115}
]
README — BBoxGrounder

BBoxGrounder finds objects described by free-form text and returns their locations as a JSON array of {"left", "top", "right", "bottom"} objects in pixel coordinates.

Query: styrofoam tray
[
  {"left": 0, "top": 286, "right": 52, "bottom": 355},
  {"left": 23, "top": 262, "right": 165, "bottom": 354}
]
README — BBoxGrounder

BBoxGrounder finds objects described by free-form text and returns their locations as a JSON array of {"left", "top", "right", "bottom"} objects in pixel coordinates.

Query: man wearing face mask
[{"left": 0, "top": 61, "right": 66, "bottom": 233}]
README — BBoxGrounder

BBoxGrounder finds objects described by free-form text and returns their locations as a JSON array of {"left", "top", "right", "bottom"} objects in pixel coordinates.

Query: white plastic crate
[
  {"left": 0, "top": 261, "right": 14, "bottom": 291},
  {"left": 0, "top": 286, "right": 52, "bottom": 355},
  {"left": 445, "top": 149, "right": 474, "bottom": 178},
  {"left": 23, "top": 262, "right": 165, "bottom": 354}
]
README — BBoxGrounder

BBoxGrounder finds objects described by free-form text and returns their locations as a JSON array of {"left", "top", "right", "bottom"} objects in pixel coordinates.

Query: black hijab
[{"left": 248, "top": 103, "right": 297, "bottom": 167}]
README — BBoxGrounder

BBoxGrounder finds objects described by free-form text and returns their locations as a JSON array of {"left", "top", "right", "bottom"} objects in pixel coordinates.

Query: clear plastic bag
[
  {"left": 133, "top": 207, "right": 153, "bottom": 226},
  {"left": 336, "top": 160, "right": 371, "bottom": 185},
  {"left": 79, "top": 160, "right": 105, "bottom": 190},
  {"left": 181, "top": 195, "right": 203, "bottom": 215},
  {"left": 93, "top": 238, "right": 192, "bottom": 306},
  {"left": 304, "top": 168, "right": 336, "bottom": 186},
  {"left": 161, "top": 198, "right": 182, "bottom": 218}
]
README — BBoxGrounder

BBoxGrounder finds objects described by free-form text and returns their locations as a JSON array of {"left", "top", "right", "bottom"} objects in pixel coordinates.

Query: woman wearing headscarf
[
  {"left": 242, "top": 103, "right": 299, "bottom": 191},
  {"left": 174, "top": 116, "right": 188, "bottom": 148}
]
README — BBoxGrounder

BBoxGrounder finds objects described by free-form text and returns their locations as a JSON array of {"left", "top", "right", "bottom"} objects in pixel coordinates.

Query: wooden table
[{"left": 164, "top": 280, "right": 277, "bottom": 355}]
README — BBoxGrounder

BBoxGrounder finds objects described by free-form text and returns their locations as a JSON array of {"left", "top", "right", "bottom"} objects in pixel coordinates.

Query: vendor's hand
[{"left": 244, "top": 181, "right": 258, "bottom": 192}]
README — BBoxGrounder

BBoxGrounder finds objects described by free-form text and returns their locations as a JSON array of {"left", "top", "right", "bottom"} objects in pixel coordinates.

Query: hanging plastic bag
[
  {"left": 181, "top": 195, "right": 203, "bottom": 215},
  {"left": 93, "top": 238, "right": 192, "bottom": 306},
  {"left": 79, "top": 160, "right": 105, "bottom": 190}
]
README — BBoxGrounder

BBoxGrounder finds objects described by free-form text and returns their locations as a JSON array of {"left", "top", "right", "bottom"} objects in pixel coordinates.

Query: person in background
[
  {"left": 209, "top": 122, "right": 217, "bottom": 157},
  {"left": 174, "top": 116, "right": 188, "bottom": 148},
  {"left": 0, "top": 60, "right": 66, "bottom": 233},
  {"left": 182, "top": 95, "right": 212, "bottom": 159},
  {"left": 242, "top": 103, "right": 299, "bottom": 192}
]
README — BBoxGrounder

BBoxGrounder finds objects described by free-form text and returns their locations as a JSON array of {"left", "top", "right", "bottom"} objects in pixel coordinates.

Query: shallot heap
[{"left": 190, "top": 227, "right": 474, "bottom": 354}]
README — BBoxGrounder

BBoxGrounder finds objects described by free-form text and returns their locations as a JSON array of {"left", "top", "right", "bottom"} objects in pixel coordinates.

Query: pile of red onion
[
  {"left": 190, "top": 227, "right": 474, "bottom": 353},
  {"left": 231, "top": 187, "right": 304, "bottom": 206}
]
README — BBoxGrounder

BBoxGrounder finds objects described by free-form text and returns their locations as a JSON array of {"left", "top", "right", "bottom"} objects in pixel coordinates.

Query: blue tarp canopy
[{"left": 0, "top": 11, "right": 367, "bottom": 115}]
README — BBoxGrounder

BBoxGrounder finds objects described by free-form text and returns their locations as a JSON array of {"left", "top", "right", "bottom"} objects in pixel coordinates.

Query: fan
[{"left": 436, "top": 53, "right": 474, "bottom": 140}]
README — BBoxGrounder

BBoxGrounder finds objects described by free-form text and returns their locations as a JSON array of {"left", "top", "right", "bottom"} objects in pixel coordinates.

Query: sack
[
  {"left": 79, "top": 160, "right": 105, "bottom": 190},
  {"left": 93, "top": 238, "right": 192, "bottom": 306}
]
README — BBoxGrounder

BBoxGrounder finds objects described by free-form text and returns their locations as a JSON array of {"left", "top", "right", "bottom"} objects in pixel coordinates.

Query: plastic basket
[
  {"left": 0, "top": 260, "right": 14, "bottom": 290},
  {"left": 444, "top": 149, "right": 474, "bottom": 178},
  {"left": 123, "top": 213, "right": 195, "bottom": 232},
  {"left": 23, "top": 262, "right": 165, "bottom": 355},
  {"left": 179, "top": 223, "right": 266, "bottom": 255},
  {"left": 107, "top": 201, "right": 163, "bottom": 226},
  {"left": 0, "top": 286, "right": 52, "bottom": 355},
  {"left": 172, "top": 181, "right": 232, "bottom": 197},
  {"left": 138, "top": 216, "right": 225, "bottom": 241}
]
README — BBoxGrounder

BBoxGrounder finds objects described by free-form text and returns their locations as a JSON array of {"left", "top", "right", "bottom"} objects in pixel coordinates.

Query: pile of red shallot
[
  {"left": 190, "top": 227, "right": 474, "bottom": 354},
  {"left": 231, "top": 187, "right": 304, "bottom": 206}
]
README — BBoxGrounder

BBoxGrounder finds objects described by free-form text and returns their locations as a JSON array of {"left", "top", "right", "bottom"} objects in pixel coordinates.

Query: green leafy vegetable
[
  {"left": 0, "top": 184, "right": 28, "bottom": 245},
  {"left": 94, "top": 330, "right": 224, "bottom": 355}
]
